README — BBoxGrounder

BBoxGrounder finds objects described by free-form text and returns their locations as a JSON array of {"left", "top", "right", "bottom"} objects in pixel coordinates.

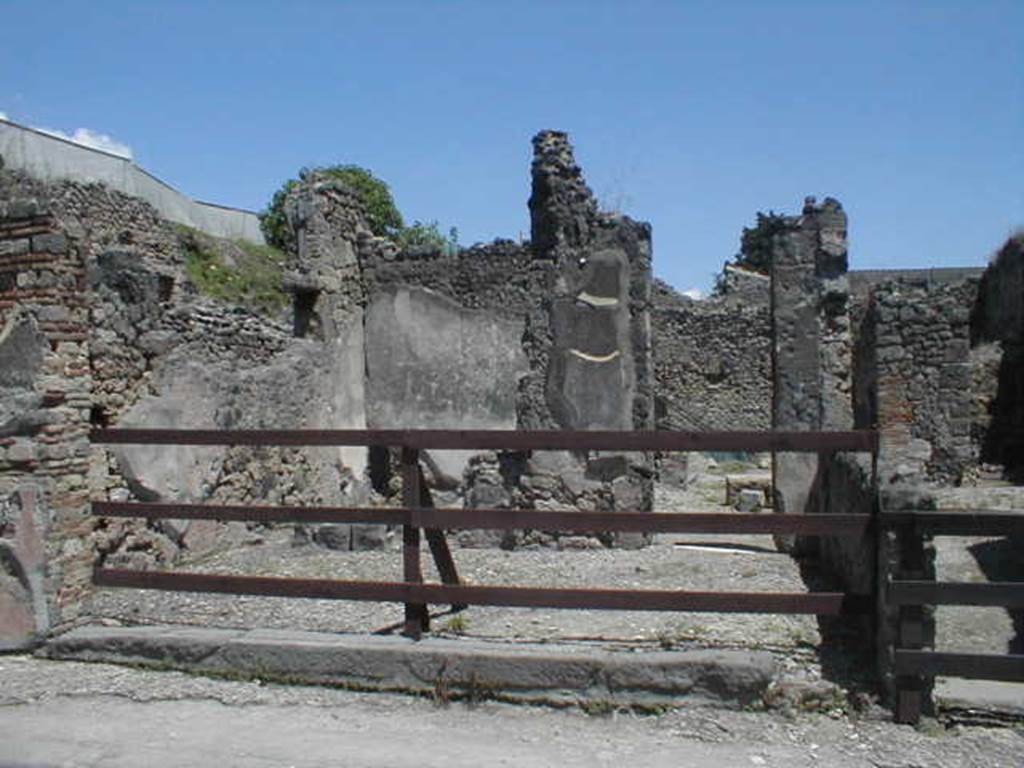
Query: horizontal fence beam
[
  {"left": 882, "top": 510, "right": 1024, "bottom": 536},
  {"left": 93, "top": 569, "right": 870, "bottom": 615},
  {"left": 895, "top": 650, "right": 1024, "bottom": 682},
  {"left": 93, "top": 501, "right": 408, "bottom": 527},
  {"left": 89, "top": 428, "right": 878, "bottom": 453},
  {"left": 889, "top": 580, "right": 1024, "bottom": 608},
  {"left": 92, "top": 501, "right": 873, "bottom": 537}
]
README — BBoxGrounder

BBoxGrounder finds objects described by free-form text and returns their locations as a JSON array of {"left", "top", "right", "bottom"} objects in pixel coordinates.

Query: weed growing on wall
[{"left": 178, "top": 226, "right": 288, "bottom": 317}]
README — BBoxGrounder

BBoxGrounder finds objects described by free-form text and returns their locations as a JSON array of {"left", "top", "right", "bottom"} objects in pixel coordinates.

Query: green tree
[
  {"left": 260, "top": 164, "right": 405, "bottom": 249},
  {"left": 735, "top": 211, "right": 788, "bottom": 274},
  {"left": 259, "top": 179, "right": 299, "bottom": 251},
  {"left": 712, "top": 211, "right": 788, "bottom": 296},
  {"left": 319, "top": 165, "right": 404, "bottom": 238},
  {"left": 395, "top": 221, "right": 460, "bottom": 255}
]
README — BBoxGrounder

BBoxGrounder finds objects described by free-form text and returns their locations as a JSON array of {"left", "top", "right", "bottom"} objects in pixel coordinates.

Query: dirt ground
[{"left": 2, "top": 652, "right": 1023, "bottom": 768}]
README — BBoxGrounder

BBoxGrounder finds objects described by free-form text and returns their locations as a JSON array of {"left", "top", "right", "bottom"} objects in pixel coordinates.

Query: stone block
[
  {"left": 7, "top": 442, "right": 36, "bottom": 463},
  {"left": 0, "top": 238, "right": 29, "bottom": 257},
  {"left": 456, "top": 528, "right": 514, "bottom": 549},
  {"left": 7, "top": 199, "right": 40, "bottom": 220},
  {"left": 137, "top": 330, "right": 178, "bottom": 356},
  {"left": 36, "top": 305, "right": 71, "bottom": 323},
  {"left": 725, "top": 473, "right": 771, "bottom": 506},
  {"left": 30, "top": 233, "right": 67, "bottom": 254},
  {"left": 38, "top": 443, "right": 69, "bottom": 461},
  {"left": 585, "top": 454, "right": 629, "bottom": 481},
  {"left": 736, "top": 488, "right": 764, "bottom": 512},
  {"left": 467, "top": 481, "right": 509, "bottom": 508},
  {"left": 350, "top": 524, "right": 390, "bottom": 551},
  {"left": 312, "top": 524, "right": 351, "bottom": 551}
]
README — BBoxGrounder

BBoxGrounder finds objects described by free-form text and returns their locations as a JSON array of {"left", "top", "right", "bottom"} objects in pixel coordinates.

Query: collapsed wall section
[{"left": 0, "top": 165, "right": 387, "bottom": 648}]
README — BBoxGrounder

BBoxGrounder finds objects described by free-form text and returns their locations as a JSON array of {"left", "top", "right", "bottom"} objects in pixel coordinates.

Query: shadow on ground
[
  {"left": 794, "top": 549, "right": 879, "bottom": 700},
  {"left": 968, "top": 535, "right": 1024, "bottom": 654}
]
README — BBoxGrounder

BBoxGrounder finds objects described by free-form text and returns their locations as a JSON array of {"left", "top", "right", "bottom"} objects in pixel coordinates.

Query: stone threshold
[{"left": 43, "top": 624, "right": 777, "bottom": 709}]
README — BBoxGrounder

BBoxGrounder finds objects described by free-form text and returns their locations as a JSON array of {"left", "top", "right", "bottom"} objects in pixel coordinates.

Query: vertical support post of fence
[
  {"left": 878, "top": 485, "right": 936, "bottom": 724},
  {"left": 401, "top": 447, "right": 428, "bottom": 639},
  {"left": 897, "top": 514, "right": 929, "bottom": 724},
  {"left": 894, "top": 513, "right": 932, "bottom": 724}
]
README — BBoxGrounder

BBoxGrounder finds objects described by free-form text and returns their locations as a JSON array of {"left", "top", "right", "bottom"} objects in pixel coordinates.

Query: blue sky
[{"left": 2, "top": 1, "right": 1021, "bottom": 294}]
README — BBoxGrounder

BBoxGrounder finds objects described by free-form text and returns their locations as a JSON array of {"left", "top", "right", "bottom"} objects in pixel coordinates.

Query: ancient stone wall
[
  {"left": 0, "top": 195, "right": 92, "bottom": 648},
  {"left": 652, "top": 278, "right": 770, "bottom": 431},
  {"left": 971, "top": 234, "right": 1024, "bottom": 478},
  {"left": 855, "top": 277, "right": 977, "bottom": 484},
  {"left": 360, "top": 240, "right": 534, "bottom": 313},
  {"left": 770, "top": 198, "right": 853, "bottom": 545},
  {"left": 277, "top": 131, "right": 657, "bottom": 547},
  {"left": 0, "top": 165, "right": 391, "bottom": 648},
  {"left": 526, "top": 130, "right": 655, "bottom": 435}
]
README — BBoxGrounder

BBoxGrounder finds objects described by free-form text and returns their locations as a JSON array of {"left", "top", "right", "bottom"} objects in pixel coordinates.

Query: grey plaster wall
[
  {"left": 526, "top": 130, "right": 655, "bottom": 435},
  {"left": 547, "top": 246, "right": 636, "bottom": 430},
  {"left": 364, "top": 285, "right": 528, "bottom": 479}
]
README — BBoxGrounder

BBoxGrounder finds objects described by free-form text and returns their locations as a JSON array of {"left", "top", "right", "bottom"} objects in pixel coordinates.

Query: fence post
[
  {"left": 401, "top": 447, "right": 428, "bottom": 639},
  {"left": 885, "top": 488, "right": 937, "bottom": 724}
]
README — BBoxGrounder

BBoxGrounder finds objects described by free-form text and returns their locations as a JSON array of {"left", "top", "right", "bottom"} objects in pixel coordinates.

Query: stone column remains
[
  {"left": 771, "top": 197, "right": 853, "bottom": 549},
  {"left": 525, "top": 131, "right": 655, "bottom": 545}
]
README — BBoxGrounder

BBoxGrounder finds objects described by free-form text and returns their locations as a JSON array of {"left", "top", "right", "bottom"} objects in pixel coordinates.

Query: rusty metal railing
[
  {"left": 90, "top": 428, "right": 879, "bottom": 640},
  {"left": 883, "top": 508, "right": 1024, "bottom": 723}
]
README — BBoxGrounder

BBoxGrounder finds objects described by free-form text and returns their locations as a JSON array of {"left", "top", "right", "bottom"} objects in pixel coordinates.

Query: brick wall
[{"left": 0, "top": 196, "right": 92, "bottom": 647}]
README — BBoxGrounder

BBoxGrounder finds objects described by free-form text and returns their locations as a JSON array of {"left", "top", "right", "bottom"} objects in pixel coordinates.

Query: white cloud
[
  {"left": 682, "top": 288, "right": 704, "bottom": 300},
  {"left": 37, "top": 125, "right": 133, "bottom": 159},
  {"left": 0, "top": 111, "right": 8, "bottom": 121}
]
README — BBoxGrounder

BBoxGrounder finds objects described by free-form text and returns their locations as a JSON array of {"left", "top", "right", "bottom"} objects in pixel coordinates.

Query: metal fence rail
[
  {"left": 91, "top": 427, "right": 878, "bottom": 453},
  {"left": 88, "top": 426, "right": 1024, "bottom": 722},
  {"left": 883, "top": 509, "right": 1024, "bottom": 722},
  {"left": 91, "top": 428, "right": 878, "bottom": 640}
]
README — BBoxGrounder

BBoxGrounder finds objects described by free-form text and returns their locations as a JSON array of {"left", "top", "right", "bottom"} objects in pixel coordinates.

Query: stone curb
[{"left": 43, "top": 625, "right": 777, "bottom": 708}]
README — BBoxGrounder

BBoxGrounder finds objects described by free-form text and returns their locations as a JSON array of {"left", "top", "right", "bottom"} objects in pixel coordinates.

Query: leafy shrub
[
  {"left": 259, "top": 179, "right": 299, "bottom": 252},
  {"left": 713, "top": 211, "right": 788, "bottom": 295},
  {"left": 260, "top": 165, "right": 404, "bottom": 249},
  {"left": 736, "top": 211, "right": 788, "bottom": 275},
  {"left": 395, "top": 221, "right": 460, "bottom": 255},
  {"left": 260, "top": 165, "right": 459, "bottom": 255}
]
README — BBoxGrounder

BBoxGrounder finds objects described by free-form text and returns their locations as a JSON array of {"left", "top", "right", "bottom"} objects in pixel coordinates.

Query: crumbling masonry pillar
[
  {"left": 525, "top": 130, "right": 655, "bottom": 544},
  {"left": 771, "top": 197, "right": 853, "bottom": 546}
]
